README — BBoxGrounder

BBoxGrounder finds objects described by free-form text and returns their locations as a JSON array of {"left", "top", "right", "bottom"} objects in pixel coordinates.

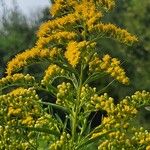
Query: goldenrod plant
[{"left": 0, "top": 0, "right": 150, "bottom": 149}]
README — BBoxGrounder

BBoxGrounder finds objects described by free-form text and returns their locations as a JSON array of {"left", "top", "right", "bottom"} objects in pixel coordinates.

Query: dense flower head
[
  {"left": 129, "top": 90, "right": 150, "bottom": 108},
  {"left": 51, "top": 0, "right": 115, "bottom": 18},
  {"left": 132, "top": 128, "right": 150, "bottom": 147},
  {"left": 37, "top": 12, "right": 80, "bottom": 39},
  {"left": 74, "top": 0, "right": 103, "bottom": 28},
  {"left": 65, "top": 41, "right": 81, "bottom": 67},
  {"left": 65, "top": 40, "right": 93, "bottom": 67},
  {"left": 50, "top": 0, "right": 78, "bottom": 17},
  {"left": 80, "top": 84, "right": 96, "bottom": 110},
  {"left": 0, "top": 87, "right": 42, "bottom": 123},
  {"left": 7, "top": 0, "right": 137, "bottom": 78}
]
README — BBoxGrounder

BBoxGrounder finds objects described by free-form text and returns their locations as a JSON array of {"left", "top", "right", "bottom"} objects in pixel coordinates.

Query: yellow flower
[
  {"left": 8, "top": 107, "right": 21, "bottom": 116},
  {"left": 22, "top": 116, "right": 33, "bottom": 125},
  {"left": 0, "top": 74, "right": 35, "bottom": 90},
  {"left": 65, "top": 41, "right": 81, "bottom": 67},
  {"left": 74, "top": 1, "right": 103, "bottom": 28}
]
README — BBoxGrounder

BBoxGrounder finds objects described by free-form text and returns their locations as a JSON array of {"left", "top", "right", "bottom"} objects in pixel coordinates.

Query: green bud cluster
[
  {"left": 56, "top": 82, "right": 74, "bottom": 108},
  {"left": 49, "top": 132, "right": 71, "bottom": 150},
  {"left": 0, "top": 73, "right": 35, "bottom": 91}
]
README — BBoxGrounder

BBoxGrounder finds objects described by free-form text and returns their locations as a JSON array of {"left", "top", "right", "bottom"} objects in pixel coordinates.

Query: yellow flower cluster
[
  {"left": 37, "top": 13, "right": 79, "bottom": 38},
  {"left": 56, "top": 82, "right": 73, "bottom": 108},
  {"left": 6, "top": 47, "right": 57, "bottom": 75},
  {"left": 50, "top": 0, "right": 77, "bottom": 17},
  {"left": 0, "top": 87, "right": 61, "bottom": 149},
  {"left": 49, "top": 132, "right": 70, "bottom": 150},
  {"left": 36, "top": 31, "right": 77, "bottom": 49},
  {"left": 65, "top": 41, "right": 86, "bottom": 67},
  {"left": 89, "top": 23, "right": 138, "bottom": 45},
  {"left": 97, "top": 133, "right": 133, "bottom": 149},
  {"left": 89, "top": 54, "right": 129, "bottom": 84},
  {"left": 35, "top": 113, "right": 59, "bottom": 131},
  {"left": 0, "top": 124, "right": 33, "bottom": 150},
  {"left": 0, "top": 88, "right": 42, "bottom": 149},
  {"left": 7, "top": 0, "right": 137, "bottom": 78},
  {"left": 1, "top": 87, "right": 41, "bottom": 120},
  {"left": 74, "top": 0, "right": 103, "bottom": 29},
  {"left": 50, "top": 0, "right": 67, "bottom": 17},
  {"left": 0, "top": 73, "right": 35, "bottom": 90},
  {"left": 91, "top": 91, "right": 150, "bottom": 149},
  {"left": 95, "top": 99, "right": 137, "bottom": 130},
  {"left": 42, "top": 64, "right": 65, "bottom": 85},
  {"left": 34, "top": 113, "right": 60, "bottom": 144}
]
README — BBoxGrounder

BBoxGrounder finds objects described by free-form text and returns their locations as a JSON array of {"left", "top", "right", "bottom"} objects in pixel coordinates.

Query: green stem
[{"left": 72, "top": 65, "right": 83, "bottom": 144}]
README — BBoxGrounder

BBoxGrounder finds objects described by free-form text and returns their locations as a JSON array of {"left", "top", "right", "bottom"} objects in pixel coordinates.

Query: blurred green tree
[{"left": 0, "top": 0, "right": 36, "bottom": 77}]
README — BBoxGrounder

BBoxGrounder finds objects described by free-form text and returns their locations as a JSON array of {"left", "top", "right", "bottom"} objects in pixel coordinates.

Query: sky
[{"left": 0, "top": 0, "right": 51, "bottom": 18}]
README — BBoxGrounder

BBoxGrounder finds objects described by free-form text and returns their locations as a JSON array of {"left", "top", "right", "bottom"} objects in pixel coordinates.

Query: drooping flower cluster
[
  {"left": 6, "top": 47, "right": 58, "bottom": 75},
  {"left": 89, "top": 53, "right": 129, "bottom": 84},
  {"left": 89, "top": 23, "right": 138, "bottom": 45}
]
